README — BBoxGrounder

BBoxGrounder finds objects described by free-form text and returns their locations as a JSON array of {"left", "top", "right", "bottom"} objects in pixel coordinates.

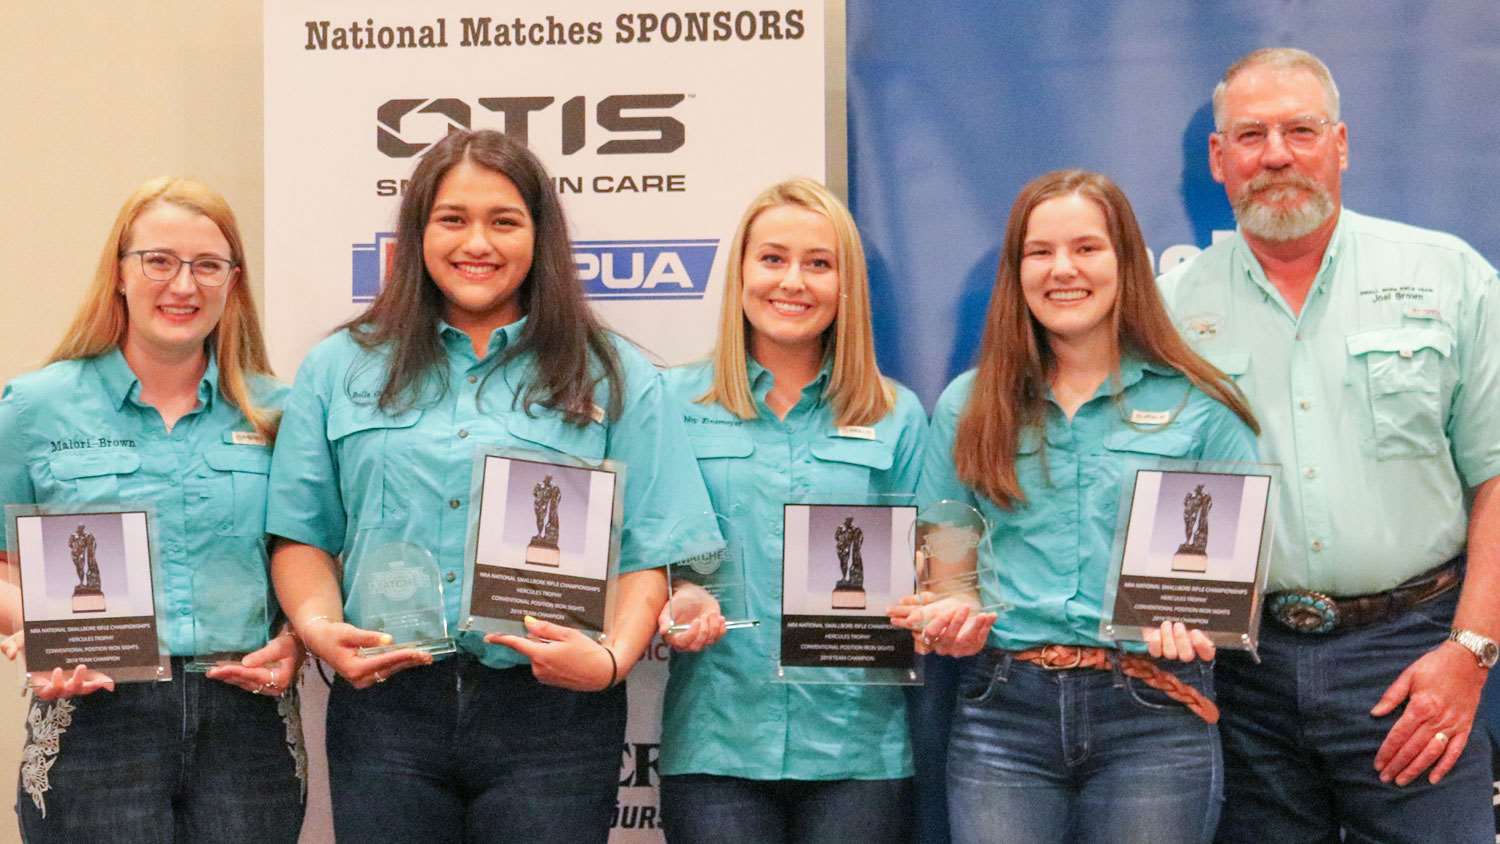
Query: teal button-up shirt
[
  {"left": 266, "top": 319, "right": 716, "bottom": 669},
  {"left": 0, "top": 348, "right": 286, "bottom": 655},
  {"left": 920, "top": 358, "right": 1260, "bottom": 651},
  {"left": 1160, "top": 209, "right": 1500, "bottom": 595},
  {"left": 658, "top": 359, "right": 927, "bottom": 781}
]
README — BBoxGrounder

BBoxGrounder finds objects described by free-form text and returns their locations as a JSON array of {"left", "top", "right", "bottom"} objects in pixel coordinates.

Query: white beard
[{"left": 1232, "top": 176, "right": 1335, "bottom": 242}]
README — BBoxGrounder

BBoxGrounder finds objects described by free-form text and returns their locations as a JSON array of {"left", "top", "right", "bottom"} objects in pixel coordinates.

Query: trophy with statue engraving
[
  {"left": 1171, "top": 484, "right": 1212, "bottom": 572},
  {"left": 67, "top": 524, "right": 106, "bottom": 613},
  {"left": 830, "top": 516, "right": 867, "bottom": 609},
  {"left": 525, "top": 475, "right": 563, "bottom": 567}
]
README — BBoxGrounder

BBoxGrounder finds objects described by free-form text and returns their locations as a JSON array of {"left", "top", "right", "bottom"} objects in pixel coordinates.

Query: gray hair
[{"left": 1212, "top": 47, "right": 1341, "bottom": 130}]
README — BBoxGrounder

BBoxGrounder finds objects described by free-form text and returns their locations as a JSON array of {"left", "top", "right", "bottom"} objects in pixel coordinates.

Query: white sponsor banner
[
  {"left": 265, "top": 0, "right": 826, "bottom": 376},
  {"left": 265, "top": 3, "right": 828, "bottom": 842}
]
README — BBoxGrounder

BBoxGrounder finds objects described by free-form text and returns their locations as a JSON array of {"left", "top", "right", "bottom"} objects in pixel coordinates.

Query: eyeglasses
[
  {"left": 121, "top": 250, "right": 238, "bottom": 287},
  {"left": 1219, "top": 117, "right": 1335, "bottom": 151}
]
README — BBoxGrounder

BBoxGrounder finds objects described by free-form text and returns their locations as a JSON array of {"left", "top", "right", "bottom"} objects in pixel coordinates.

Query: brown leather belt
[
  {"left": 1011, "top": 645, "right": 1219, "bottom": 725},
  {"left": 1265, "top": 557, "right": 1463, "bottom": 634}
]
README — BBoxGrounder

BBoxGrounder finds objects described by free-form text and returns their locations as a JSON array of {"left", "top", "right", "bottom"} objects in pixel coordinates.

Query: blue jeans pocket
[{"left": 1124, "top": 661, "right": 1214, "bottom": 712}]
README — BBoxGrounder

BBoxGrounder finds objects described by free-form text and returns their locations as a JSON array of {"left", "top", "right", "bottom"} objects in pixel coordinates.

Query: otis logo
[
  {"left": 352, "top": 234, "right": 716, "bottom": 302},
  {"left": 376, "top": 95, "right": 686, "bottom": 158},
  {"left": 575, "top": 240, "right": 716, "bottom": 300}
]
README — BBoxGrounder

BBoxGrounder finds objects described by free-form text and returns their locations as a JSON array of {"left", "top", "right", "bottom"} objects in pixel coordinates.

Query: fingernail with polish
[{"left": 524, "top": 615, "right": 539, "bottom": 625}]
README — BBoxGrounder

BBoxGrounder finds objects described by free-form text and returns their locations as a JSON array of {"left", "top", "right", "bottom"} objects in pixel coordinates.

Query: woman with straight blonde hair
[
  {"left": 0, "top": 177, "right": 304, "bottom": 841},
  {"left": 656, "top": 178, "right": 927, "bottom": 844},
  {"left": 892, "top": 169, "right": 1259, "bottom": 843}
]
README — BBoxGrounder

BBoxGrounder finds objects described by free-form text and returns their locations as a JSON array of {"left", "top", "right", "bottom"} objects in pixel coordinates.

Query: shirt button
[
  {"left": 1311, "top": 539, "right": 1324, "bottom": 552},
  {"left": 458, "top": 429, "right": 469, "bottom": 439},
  {"left": 444, "top": 571, "right": 457, "bottom": 583},
  {"left": 1303, "top": 467, "right": 1317, "bottom": 479},
  {"left": 1299, "top": 400, "right": 1312, "bottom": 411},
  {"left": 449, "top": 499, "right": 461, "bottom": 509},
  {"left": 178, "top": 606, "right": 192, "bottom": 617},
  {"left": 467, "top": 375, "right": 478, "bottom": 384}
]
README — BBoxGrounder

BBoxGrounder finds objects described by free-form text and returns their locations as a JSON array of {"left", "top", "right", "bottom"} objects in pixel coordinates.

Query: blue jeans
[
  {"left": 325, "top": 654, "right": 626, "bottom": 844},
  {"left": 14, "top": 660, "right": 305, "bottom": 843},
  {"left": 659, "top": 773, "right": 912, "bottom": 844},
  {"left": 1214, "top": 586, "right": 1494, "bottom": 844},
  {"left": 947, "top": 649, "right": 1222, "bottom": 844}
]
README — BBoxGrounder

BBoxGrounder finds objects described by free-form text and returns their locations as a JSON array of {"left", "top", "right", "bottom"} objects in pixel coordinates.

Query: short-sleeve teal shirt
[
  {"left": 0, "top": 348, "right": 286, "bottom": 656},
  {"left": 658, "top": 358, "right": 928, "bottom": 781},
  {"left": 919, "top": 357, "right": 1260, "bottom": 651},
  {"left": 265, "top": 318, "right": 717, "bottom": 670}
]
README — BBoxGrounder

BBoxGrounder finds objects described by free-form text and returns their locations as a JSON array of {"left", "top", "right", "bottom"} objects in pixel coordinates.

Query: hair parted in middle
[
  {"left": 952, "top": 169, "right": 1258, "bottom": 508},
  {"left": 699, "top": 177, "right": 894, "bottom": 427},
  {"left": 344, "top": 128, "right": 622, "bottom": 424}
]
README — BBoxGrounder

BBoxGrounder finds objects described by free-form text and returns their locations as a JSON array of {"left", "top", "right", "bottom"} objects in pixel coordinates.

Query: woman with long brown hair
[
  {"left": 894, "top": 170, "right": 1259, "bottom": 843},
  {"left": 266, "top": 128, "right": 715, "bottom": 842},
  {"left": 0, "top": 177, "right": 304, "bottom": 841}
]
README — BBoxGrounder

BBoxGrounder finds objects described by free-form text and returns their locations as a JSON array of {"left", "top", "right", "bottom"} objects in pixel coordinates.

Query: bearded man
[{"left": 1160, "top": 47, "right": 1500, "bottom": 844}]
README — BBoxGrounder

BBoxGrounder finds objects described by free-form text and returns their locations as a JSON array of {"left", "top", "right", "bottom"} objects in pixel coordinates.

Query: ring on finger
[
  {"left": 1434, "top": 731, "right": 1450, "bottom": 744},
  {"left": 920, "top": 634, "right": 934, "bottom": 647},
  {"left": 374, "top": 671, "right": 387, "bottom": 684}
]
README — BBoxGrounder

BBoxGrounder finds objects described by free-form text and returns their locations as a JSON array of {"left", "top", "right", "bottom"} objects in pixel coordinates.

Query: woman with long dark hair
[
  {"left": 894, "top": 170, "right": 1259, "bottom": 843},
  {"left": 266, "top": 128, "right": 714, "bottom": 842},
  {"left": 0, "top": 177, "right": 304, "bottom": 841},
  {"left": 657, "top": 178, "right": 926, "bottom": 844}
]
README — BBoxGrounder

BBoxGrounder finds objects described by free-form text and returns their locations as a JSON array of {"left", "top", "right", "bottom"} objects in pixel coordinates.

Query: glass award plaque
[
  {"left": 775, "top": 493, "right": 922, "bottom": 686},
  {"left": 5, "top": 503, "right": 172, "bottom": 686},
  {"left": 186, "top": 561, "right": 271, "bottom": 671},
  {"left": 664, "top": 511, "right": 757, "bottom": 635},
  {"left": 1100, "top": 460, "right": 1279, "bottom": 656},
  {"left": 914, "top": 499, "right": 1008, "bottom": 621},
  {"left": 344, "top": 532, "right": 456, "bottom": 657},
  {"left": 459, "top": 447, "right": 624, "bottom": 640}
]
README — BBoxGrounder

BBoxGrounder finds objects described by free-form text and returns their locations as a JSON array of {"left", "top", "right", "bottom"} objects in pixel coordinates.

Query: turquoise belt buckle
[{"left": 1268, "top": 590, "right": 1340, "bottom": 634}]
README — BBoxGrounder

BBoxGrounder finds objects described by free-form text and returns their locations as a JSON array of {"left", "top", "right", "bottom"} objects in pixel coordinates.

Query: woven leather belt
[
  {"left": 1010, "top": 645, "right": 1219, "bottom": 725},
  {"left": 1266, "top": 557, "right": 1463, "bottom": 635}
]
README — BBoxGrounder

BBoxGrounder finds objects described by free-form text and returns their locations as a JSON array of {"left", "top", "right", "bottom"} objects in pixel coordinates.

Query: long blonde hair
[
  {"left": 699, "top": 178, "right": 893, "bottom": 426},
  {"left": 953, "top": 170, "right": 1258, "bottom": 508},
  {"left": 49, "top": 177, "right": 279, "bottom": 440}
]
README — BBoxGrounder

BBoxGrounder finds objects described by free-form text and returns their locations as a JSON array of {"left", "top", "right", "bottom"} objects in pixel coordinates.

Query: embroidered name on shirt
[
  {"left": 835, "top": 426, "right": 876, "bottom": 440},
  {"left": 230, "top": 431, "right": 269, "bottom": 446},
  {"left": 1359, "top": 285, "right": 1435, "bottom": 305},
  {"left": 1129, "top": 410, "right": 1172, "bottom": 425},
  {"left": 49, "top": 436, "right": 138, "bottom": 453},
  {"left": 683, "top": 415, "right": 743, "bottom": 427}
]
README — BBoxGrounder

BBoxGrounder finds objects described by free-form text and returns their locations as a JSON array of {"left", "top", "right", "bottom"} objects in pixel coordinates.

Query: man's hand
[{"left": 1371, "top": 641, "right": 1486, "bottom": 786}]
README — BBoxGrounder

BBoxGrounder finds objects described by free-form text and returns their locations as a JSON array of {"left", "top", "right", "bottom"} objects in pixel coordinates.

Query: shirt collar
[
  {"left": 95, "top": 346, "right": 219, "bottom": 411},
  {"left": 438, "top": 315, "right": 529, "bottom": 361},
  {"left": 746, "top": 353, "right": 833, "bottom": 407}
]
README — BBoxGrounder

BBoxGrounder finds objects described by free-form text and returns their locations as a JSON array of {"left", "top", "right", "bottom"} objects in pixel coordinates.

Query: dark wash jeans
[
  {"left": 15, "top": 661, "right": 304, "bottom": 843},
  {"left": 659, "top": 773, "right": 912, "bottom": 844},
  {"left": 1214, "top": 586, "right": 1495, "bottom": 844},
  {"left": 326, "top": 654, "right": 626, "bottom": 844},
  {"left": 946, "top": 649, "right": 1222, "bottom": 844}
]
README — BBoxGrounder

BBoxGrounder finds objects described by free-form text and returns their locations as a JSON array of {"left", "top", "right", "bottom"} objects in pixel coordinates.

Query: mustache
[{"left": 1242, "top": 171, "right": 1325, "bottom": 198}]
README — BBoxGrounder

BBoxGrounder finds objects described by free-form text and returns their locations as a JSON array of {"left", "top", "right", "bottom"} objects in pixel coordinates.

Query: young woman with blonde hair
[
  {"left": 658, "top": 178, "right": 927, "bottom": 844},
  {"left": 0, "top": 176, "right": 304, "bottom": 841}
]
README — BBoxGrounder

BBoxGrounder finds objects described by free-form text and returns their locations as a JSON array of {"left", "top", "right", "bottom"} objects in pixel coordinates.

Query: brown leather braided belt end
[{"left": 1012, "top": 645, "right": 1220, "bottom": 725}]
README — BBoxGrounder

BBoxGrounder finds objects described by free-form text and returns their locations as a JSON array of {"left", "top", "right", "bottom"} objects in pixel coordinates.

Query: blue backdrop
[{"left": 846, "top": 2, "right": 1500, "bottom": 840}]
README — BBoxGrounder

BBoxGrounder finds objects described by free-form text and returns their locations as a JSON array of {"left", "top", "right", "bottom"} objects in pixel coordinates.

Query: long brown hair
[
  {"left": 699, "top": 178, "right": 894, "bottom": 426},
  {"left": 50, "top": 177, "right": 278, "bottom": 440},
  {"left": 953, "top": 170, "right": 1257, "bottom": 508},
  {"left": 344, "top": 129, "right": 622, "bottom": 424}
]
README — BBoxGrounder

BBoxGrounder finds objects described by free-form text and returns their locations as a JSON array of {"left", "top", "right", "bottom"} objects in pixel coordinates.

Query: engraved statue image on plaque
[
  {"left": 67, "top": 524, "right": 107, "bottom": 613},
  {"left": 831, "top": 516, "right": 866, "bottom": 609},
  {"left": 1171, "top": 484, "right": 1212, "bottom": 573},
  {"left": 526, "top": 475, "right": 562, "bottom": 567}
]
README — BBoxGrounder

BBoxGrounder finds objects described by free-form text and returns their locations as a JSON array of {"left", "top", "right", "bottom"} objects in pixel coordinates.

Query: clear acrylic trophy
[
  {"left": 664, "top": 511, "right": 757, "bottom": 635},
  {"left": 344, "top": 530, "right": 456, "bottom": 657},
  {"left": 186, "top": 561, "right": 270, "bottom": 671},
  {"left": 913, "top": 499, "right": 1008, "bottom": 621}
]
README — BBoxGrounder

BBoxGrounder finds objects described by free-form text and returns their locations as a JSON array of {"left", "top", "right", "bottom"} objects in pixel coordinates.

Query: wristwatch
[{"left": 1448, "top": 628, "right": 1500, "bottom": 669}]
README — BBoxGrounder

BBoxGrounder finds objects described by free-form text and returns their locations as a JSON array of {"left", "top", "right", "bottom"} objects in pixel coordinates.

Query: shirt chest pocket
[
  {"left": 808, "top": 437, "right": 895, "bottom": 499},
  {"left": 327, "top": 404, "right": 421, "bottom": 526},
  {"left": 1204, "top": 351, "right": 1252, "bottom": 403},
  {"left": 46, "top": 450, "right": 141, "bottom": 503},
  {"left": 1346, "top": 327, "right": 1452, "bottom": 460},
  {"left": 505, "top": 413, "right": 608, "bottom": 463},
  {"left": 685, "top": 431, "right": 754, "bottom": 512},
  {"left": 1101, "top": 429, "right": 1196, "bottom": 473},
  {"left": 198, "top": 444, "right": 272, "bottom": 537}
]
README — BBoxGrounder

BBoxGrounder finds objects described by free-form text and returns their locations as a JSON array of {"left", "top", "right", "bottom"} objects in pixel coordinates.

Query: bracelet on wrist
[{"left": 599, "top": 643, "right": 619, "bottom": 692}]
